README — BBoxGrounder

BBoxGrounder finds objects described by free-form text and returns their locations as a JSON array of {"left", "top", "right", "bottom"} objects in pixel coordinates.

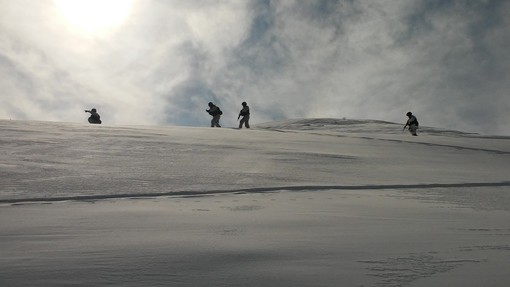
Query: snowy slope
[
  {"left": 1, "top": 118, "right": 509, "bottom": 203},
  {"left": 2, "top": 119, "right": 510, "bottom": 287}
]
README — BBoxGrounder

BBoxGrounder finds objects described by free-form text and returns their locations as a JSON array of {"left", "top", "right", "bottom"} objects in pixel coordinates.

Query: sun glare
[{"left": 54, "top": 0, "right": 134, "bottom": 33}]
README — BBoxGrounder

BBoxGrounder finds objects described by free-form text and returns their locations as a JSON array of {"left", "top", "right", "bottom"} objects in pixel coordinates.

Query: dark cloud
[{"left": 164, "top": 80, "right": 218, "bottom": 126}]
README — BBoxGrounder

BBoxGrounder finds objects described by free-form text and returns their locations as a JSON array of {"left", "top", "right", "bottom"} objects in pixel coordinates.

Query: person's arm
[{"left": 239, "top": 107, "right": 249, "bottom": 119}]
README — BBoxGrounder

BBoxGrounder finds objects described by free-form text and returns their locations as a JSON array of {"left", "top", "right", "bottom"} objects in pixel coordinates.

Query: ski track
[
  {"left": 264, "top": 128, "right": 510, "bottom": 155},
  {"left": 357, "top": 136, "right": 510, "bottom": 155},
  {"left": 2, "top": 181, "right": 509, "bottom": 205}
]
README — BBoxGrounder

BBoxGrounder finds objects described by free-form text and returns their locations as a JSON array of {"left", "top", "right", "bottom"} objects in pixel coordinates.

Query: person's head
[
  {"left": 242, "top": 102, "right": 247, "bottom": 107},
  {"left": 406, "top": 112, "right": 412, "bottom": 117},
  {"left": 91, "top": 108, "right": 97, "bottom": 113},
  {"left": 208, "top": 102, "right": 214, "bottom": 107}
]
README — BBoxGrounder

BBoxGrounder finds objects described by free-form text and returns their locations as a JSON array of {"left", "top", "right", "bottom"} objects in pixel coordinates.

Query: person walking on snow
[
  {"left": 403, "top": 112, "right": 418, "bottom": 136},
  {"left": 238, "top": 102, "right": 250, "bottom": 129},
  {"left": 85, "top": 108, "right": 101, "bottom": 124},
  {"left": 206, "top": 102, "right": 222, "bottom": 127}
]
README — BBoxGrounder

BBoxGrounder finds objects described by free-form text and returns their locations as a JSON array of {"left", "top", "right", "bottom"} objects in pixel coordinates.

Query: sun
[{"left": 54, "top": 0, "right": 134, "bottom": 33}]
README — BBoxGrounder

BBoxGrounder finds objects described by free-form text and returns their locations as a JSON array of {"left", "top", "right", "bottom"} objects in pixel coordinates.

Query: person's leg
[
  {"left": 239, "top": 117, "right": 247, "bottom": 129},
  {"left": 213, "top": 115, "right": 221, "bottom": 127},
  {"left": 244, "top": 115, "right": 250, "bottom": 128},
  {"left": 410, "top": 125, "right": 418, "bottom": 136}
]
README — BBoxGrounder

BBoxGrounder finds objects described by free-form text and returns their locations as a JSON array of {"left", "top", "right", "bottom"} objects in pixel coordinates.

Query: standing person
[
  {"left": 206, "top": 102, "right": 222, "bottom": 127},
  {"left": 403, "top": 112, "right": 418, "bottom": 136},
  {"left": 85, "top": 108, "right": 101, "bottom": 124},
  {"left": 237, "top": 102, "right": 250, "bottom": 129}
]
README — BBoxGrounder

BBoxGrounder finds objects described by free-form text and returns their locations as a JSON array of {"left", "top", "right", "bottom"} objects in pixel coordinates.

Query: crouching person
[{"left": 85, "top": 108, "right": 101, "bottom": 124}]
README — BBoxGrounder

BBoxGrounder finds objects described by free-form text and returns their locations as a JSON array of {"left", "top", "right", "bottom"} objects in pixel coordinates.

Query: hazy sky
[{"left": 1, "top": 0, "right": 509, "bottom": 135}]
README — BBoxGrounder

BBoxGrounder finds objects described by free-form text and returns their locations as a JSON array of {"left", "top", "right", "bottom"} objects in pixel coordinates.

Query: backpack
[{"left": 411, "top": 116, "right": 419, "bottom": 126}]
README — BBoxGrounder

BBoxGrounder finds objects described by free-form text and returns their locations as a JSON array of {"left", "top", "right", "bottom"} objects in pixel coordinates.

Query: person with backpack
[
  {"left": 237, "top": 101, "right": 250, "bottom": 129},
  {"left": 206, "top": 102, "right": 222, "bottom": 127},
  {"left": 403, "top": 112, "right": 418, "bottom": 136},
  {"left": 85, "top": 108, "right": 101, "bottom": 124}
]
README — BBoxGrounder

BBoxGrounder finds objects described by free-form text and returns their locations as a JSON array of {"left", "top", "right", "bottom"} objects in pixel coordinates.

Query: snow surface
[
  {"left": 2, "top": 119, "right": 509, "bottom": 203},
  {"left": 1, "top": 119, "right": 510, "bottom": 286}
]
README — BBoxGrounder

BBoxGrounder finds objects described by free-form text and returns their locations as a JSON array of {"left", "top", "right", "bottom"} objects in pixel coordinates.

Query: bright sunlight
[{"left": 54, "top": 0, "right": 134, "bottom": 33}]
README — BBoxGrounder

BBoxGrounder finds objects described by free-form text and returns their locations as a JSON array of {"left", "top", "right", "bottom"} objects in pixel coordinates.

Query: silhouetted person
[
  {"left": 238, "top": 102, "right": 250, "bottom": 129},
  {"left": 206, "top": 102, "right": 222, "bottom": 127},
  {"left": 403, "top": 112, "right": 418, "bottom": 136},
  {"left": 85, "top": 108, "right": 101, "bottom": 124}
]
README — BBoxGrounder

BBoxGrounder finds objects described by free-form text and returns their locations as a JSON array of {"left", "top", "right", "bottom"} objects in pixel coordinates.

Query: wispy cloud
[{"left": 0, "top": 0, "right": 509, "bottom": 135}]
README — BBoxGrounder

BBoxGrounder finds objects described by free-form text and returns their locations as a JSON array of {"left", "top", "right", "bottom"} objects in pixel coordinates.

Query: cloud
[{"left": 0, "top": 0, "right": 509, "bottom": 135}]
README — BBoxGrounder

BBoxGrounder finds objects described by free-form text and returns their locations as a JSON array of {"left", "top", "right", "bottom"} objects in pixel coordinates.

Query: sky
[{"left": 0, "top": 0, "right": 509, "bottom": 135}]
